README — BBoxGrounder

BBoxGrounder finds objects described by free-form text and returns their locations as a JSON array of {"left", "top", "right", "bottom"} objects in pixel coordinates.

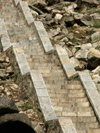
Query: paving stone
[
  {"left": 82, "top": 81, "right": 97, "bottom": 90},
  {"left": 36, "top": 89, "right": 49, "bottom": 97},
  {"left": 33, "top": 81, "right": 46, "bottom": 89}
]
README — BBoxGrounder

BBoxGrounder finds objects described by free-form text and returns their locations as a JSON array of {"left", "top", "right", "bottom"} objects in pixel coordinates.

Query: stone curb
[
  {"left": 56, "top": 45, "right": 77, "bottom": 79},
  {"left": 18, "top": 1, "right": 34, "bottom": 26},
  {"left": 79, "top": 72, "right": 100, "bottom": 122},
  {"left": 34, "top": 21, "right": 54, "bottom": 54},
  {"left": 0, "top": 19, "right": 11, "bottom": 51}
]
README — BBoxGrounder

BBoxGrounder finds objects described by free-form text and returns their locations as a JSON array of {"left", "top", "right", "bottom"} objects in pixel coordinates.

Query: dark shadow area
[{"left": 0, "top": 121, "right": 36, "bottom": 133}]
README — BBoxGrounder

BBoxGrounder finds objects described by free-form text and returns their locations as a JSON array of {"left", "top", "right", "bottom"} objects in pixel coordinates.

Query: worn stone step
[
  {"left": 61, "top": 84, "right": 82, "bottom": 89},
  {"left": 87, "top": 128, "right": 100, "bottom": 133},
  {"left": 74, "top": 122, "right": 99, "bottom": 130},
  {"left": 70, "top": 116, "right": 97, "bottom": 123}
]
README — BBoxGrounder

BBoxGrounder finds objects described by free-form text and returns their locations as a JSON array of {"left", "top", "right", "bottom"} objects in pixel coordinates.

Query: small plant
[
  {"left": 70, "top": 38, "right": 78, "bottom": 43},
  {"left": 21, "top": 104, "right": 31, "bottom": 110},
  {"left": 1, "top": 89, "right": 6, "bottom": 94},
  {"left": 96, "top": 45, "right": 100, "bottom": 50},
  {"left": 94, "top": 10, "right": 100, "bottom": 13},
  {"left": 87, "top": 37, "right": 91, "bottom": 43},
  {"left": 93, "top": 24, "right": 100, "bottom": 28},
  {"left": 75, "top": 47, "right": 80, "bottom": 52},
  {"left": 45, "top": 122, "right": 49, "bottom": 130}
]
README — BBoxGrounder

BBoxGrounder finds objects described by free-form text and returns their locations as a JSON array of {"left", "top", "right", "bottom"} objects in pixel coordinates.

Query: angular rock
[
  {"left": 70, "top": 57, "right": 81, "bottom": 70},
  {"left": 0, "top": 96, "right": 19, "bottom": 115},
  {"left": 81, "top": 43, "right": 92, "bottom": 50},
  {"left": 91, "top": 32, "right": 100, "bottom": 43},
  {"left": 87, "top": 48, "right": 100, "bottom": 68},
  {"left": 92, "top": 66, "right": 100, "bottom": 74},
  {"left": 75, "top": 49, "right": 89, "bottom": 60}
]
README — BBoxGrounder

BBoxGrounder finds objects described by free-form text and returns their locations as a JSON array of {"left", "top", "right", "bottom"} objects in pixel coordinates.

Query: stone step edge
[
  {"left": 78, "top": 72, "right": 100, "bottom": 123},
  {"left": 13, "top": 0, "right": 21, "bottom": 6},
  {"left": 18, "top": 1, "right": 34, "bottom": 26},
  {"left": 56, "top": 45, "right": 77, "bottom": 79},
  {"left": 4, "top": 45, "right": 77, "bottom": 133},
  {"left": 33, "top": 21, "right": 54, "bottom": 54},
  {"left": 0, "top": 19, "right": 11, "bottom": 51}
]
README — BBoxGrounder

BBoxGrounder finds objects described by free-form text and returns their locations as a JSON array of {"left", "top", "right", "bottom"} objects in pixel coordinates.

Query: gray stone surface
[
  {"left": 34, "top": 21, "right": 54, "bottom": 53},
  {"left": 36, "top": 89, "right": 49, "bottom": 97},
  {"left": 14, "top": 0, "right": 21, "bottom": 6},
  {"left": 19, "top": 1, "right": 34, "bottom": 26},
  {"left": 33, "top": 81, "right": 46, "bottom": 89},
  {"left": 0, "top": 96, "right": 19, "bottom": 115}
]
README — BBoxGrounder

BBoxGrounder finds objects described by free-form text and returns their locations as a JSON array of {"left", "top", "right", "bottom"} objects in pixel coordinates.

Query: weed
[
  {"left": 21, "top": 104, "right": 31, "bottom": 110},
  {"left": 70, "top": 38, "right": 78, "bottom": 43},
  {"left": 87, "top": 37, "right": 91, "bottom": 43},
  {"left": 75, "top": 47, "right": 80, "bottom": 52},
  {"left": 45, "top": 122, "right": 49, "bottom": 130},
  {"left": 93, "top": 24, "right": 100, "bottom": 28},
  {"left": 94, "top": 10, "right": 100, "bottom": 13}
]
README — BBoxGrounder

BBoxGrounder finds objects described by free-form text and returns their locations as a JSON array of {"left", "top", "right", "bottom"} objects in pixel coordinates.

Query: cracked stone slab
[{"left": 34, "top": 21, "right": 54, "bottom": 53}]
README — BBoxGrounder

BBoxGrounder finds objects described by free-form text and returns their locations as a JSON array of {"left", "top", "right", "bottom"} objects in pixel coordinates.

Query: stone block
[
  {"left": 31, "top": 70, "right": 43, "bottom": 81},
  {"left": 82, "top": 81, "right": 97, "bottom": 90},
  {"left": 38, "top": 96, "right": 51, "bottom": 105},
  {"left": 78, "top": 72, "right": 92, "bottom": 81},
  {"left": 19, "top": 63, "right": 30, "bottom": 75},
  {"left": 36, "top": 89, "right": 49, "bottom": 97},
  {"left": 63, "top": 64, "right": 76, "bottom": 78},
  {"left": 34, "top": 21, "right": 44, "bottom": 31},
  {"left": 60, "top": 56, "right": 70, "bottom": 64},
  {"left": 33, "top": 81, "right": 46, "bottom": 89},
  {"left": 86, "top": 89, "right": 100, "bottom": 99},
  {"left": 56, "top": 46, "right": 68, "bottom": 56},
  {"left": 19, "top": 1, "right": 34, "bottom": 26}
]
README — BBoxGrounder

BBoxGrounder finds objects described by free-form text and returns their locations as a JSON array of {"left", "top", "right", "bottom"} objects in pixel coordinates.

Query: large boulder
[
  {"left": 0, "top": 96, "right": 18, "bottom": 115},
  {"left": 87, "top": 48, "right": 100, "bottom": 68},
  {"left": 0, "top": 113, "right": 35, "bottom": 133}
]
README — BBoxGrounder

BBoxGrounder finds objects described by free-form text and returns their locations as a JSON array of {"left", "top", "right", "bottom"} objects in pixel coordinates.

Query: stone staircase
[{"left": 0, "top": 0, "right": 100, "bottom": 132}]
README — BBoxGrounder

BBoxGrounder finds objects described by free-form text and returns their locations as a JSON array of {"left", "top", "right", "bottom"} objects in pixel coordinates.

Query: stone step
[
  {"left": 74, "top": 122, "right": 99, "bottom": 130},
  {"left": 70, "top": 116, "right": 97, "bottom": 123},
  {"left": 61, "top": 84, "right": 82, "bottom": 89},
  {"left": 87, "top": 128, "right": 100, "bottom": 133},
  {"left": 51, "top": 97, "right": 88, "bottom": 105}
]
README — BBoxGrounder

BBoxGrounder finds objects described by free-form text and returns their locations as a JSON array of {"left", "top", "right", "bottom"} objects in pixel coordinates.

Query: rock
[
  {"left": 62, "top": 15, "right": 74, "bottom": 25},
  {"left": 0, "top": 96, "right": 19, "bottom": 115},
  {"left": 81, "top": 43, "right": 92, "bottom": 50},
  {"left": 82, "top": 0, "right": 100, "bottom": 5},
  {"left": 73, "top": 23, "right": 79, "bottom": 28},
  {"left": 45, "top": 14, "right": 52, "bottom": 21},
  {"left": 55, "top": 14, "right": 63, "bottom": 23},
  {"left": 92, "top": 41, "right": 100, "bottom": 48},
  {"left": 62, "top": 28, "right": 68, "bottom": 34},
  {"left": 75, "top": 49, "right": 89, "bottom": 60},
  {"left": 61, "top": 37, "right": 68, "bottom": 42},
  {"left": 92, "top": 66, "right": 100, "bottom": 74},
  {"left": 35, "top": 124, "right": 44, "bottom": 133},
  {"left": 63, "top": 3, "right": 77, "bottom": 13},
  {"left": 30, "top": 0, "right": 46, "bottom": 8},
  {"left": 31, "top": 10, "right": 38, "bottom": 16},
  {"left": 87, "top": 48, "right": 100, "bottom": 68},
  {"left": 70, "top": 57, "right": 81, "bottom": 69},
  {"left": 91, "top": 32, "right": 100, "bottom": 43},
  {"left": 46, "top": 0, "right": 61, "bottom": 5},
  {"left": 86, "top": 27, "right": 94, "bottom": 35},
  {"left": 67, "top": 33, "right": 74, "bottom": 40},
  {"left": 92, "top": 74, "right": 100, "bottom": 83},
  {"left": 81, "top": 15, "right": 94, "bottom": 26},
  {"left": 0, "top": 113, "right": 35, "bottom": 132},
  {"left": 74, "top": 13, "right": 83, "bottom": 20}
]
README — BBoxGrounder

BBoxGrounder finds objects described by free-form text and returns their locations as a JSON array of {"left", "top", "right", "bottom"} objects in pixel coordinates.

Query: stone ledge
[
  {"left": 34, "top": 21, "right": 54, "bottom": 53},
  {"left": 56, "top": 45, "right": 77, "bottom": 79},
  {"left": 0, "top": 19, "right": 11, "bottom": 51},
  {"left": 5, "top": 45, "right": 30, "bottom": 76},
  {"left": 59, "top": 117, "right": 77, "bottom": 133},
  {"left": 13, "top": 0, "right": 21, "bottom": 6},
  {"left": 19, "top": 1, "right": 34, "bottom": 26},
  {"left": 79, "top": 72, "right": 100, "bottom": 122}
]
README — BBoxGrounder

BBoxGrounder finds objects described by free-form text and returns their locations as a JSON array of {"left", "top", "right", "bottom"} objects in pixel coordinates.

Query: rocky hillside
[{"left": 29, "top": 0, "right": 100, "bottom": 93}]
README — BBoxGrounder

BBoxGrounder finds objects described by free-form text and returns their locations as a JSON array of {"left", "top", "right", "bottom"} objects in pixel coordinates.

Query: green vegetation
[
  {"left": 94, "top": 10, "right": 100, "bottom": 13},
  {"left": 93, "top": 24, "right": 100, "bottom": 28},
  {"left": 45, "top": 122, "right": 49, "bottom": 130},
  {"left": 87, "top": 37, "right": 91, "bottom": 43},
  {"left": 70, "top": 38, "right": 78, "bottom": 43},
  {"left": 75, "top": 47, "right": 80, "bottom": 52},
  {"left": 22, "top": 104, "right": 32, "bottom": 110}
]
